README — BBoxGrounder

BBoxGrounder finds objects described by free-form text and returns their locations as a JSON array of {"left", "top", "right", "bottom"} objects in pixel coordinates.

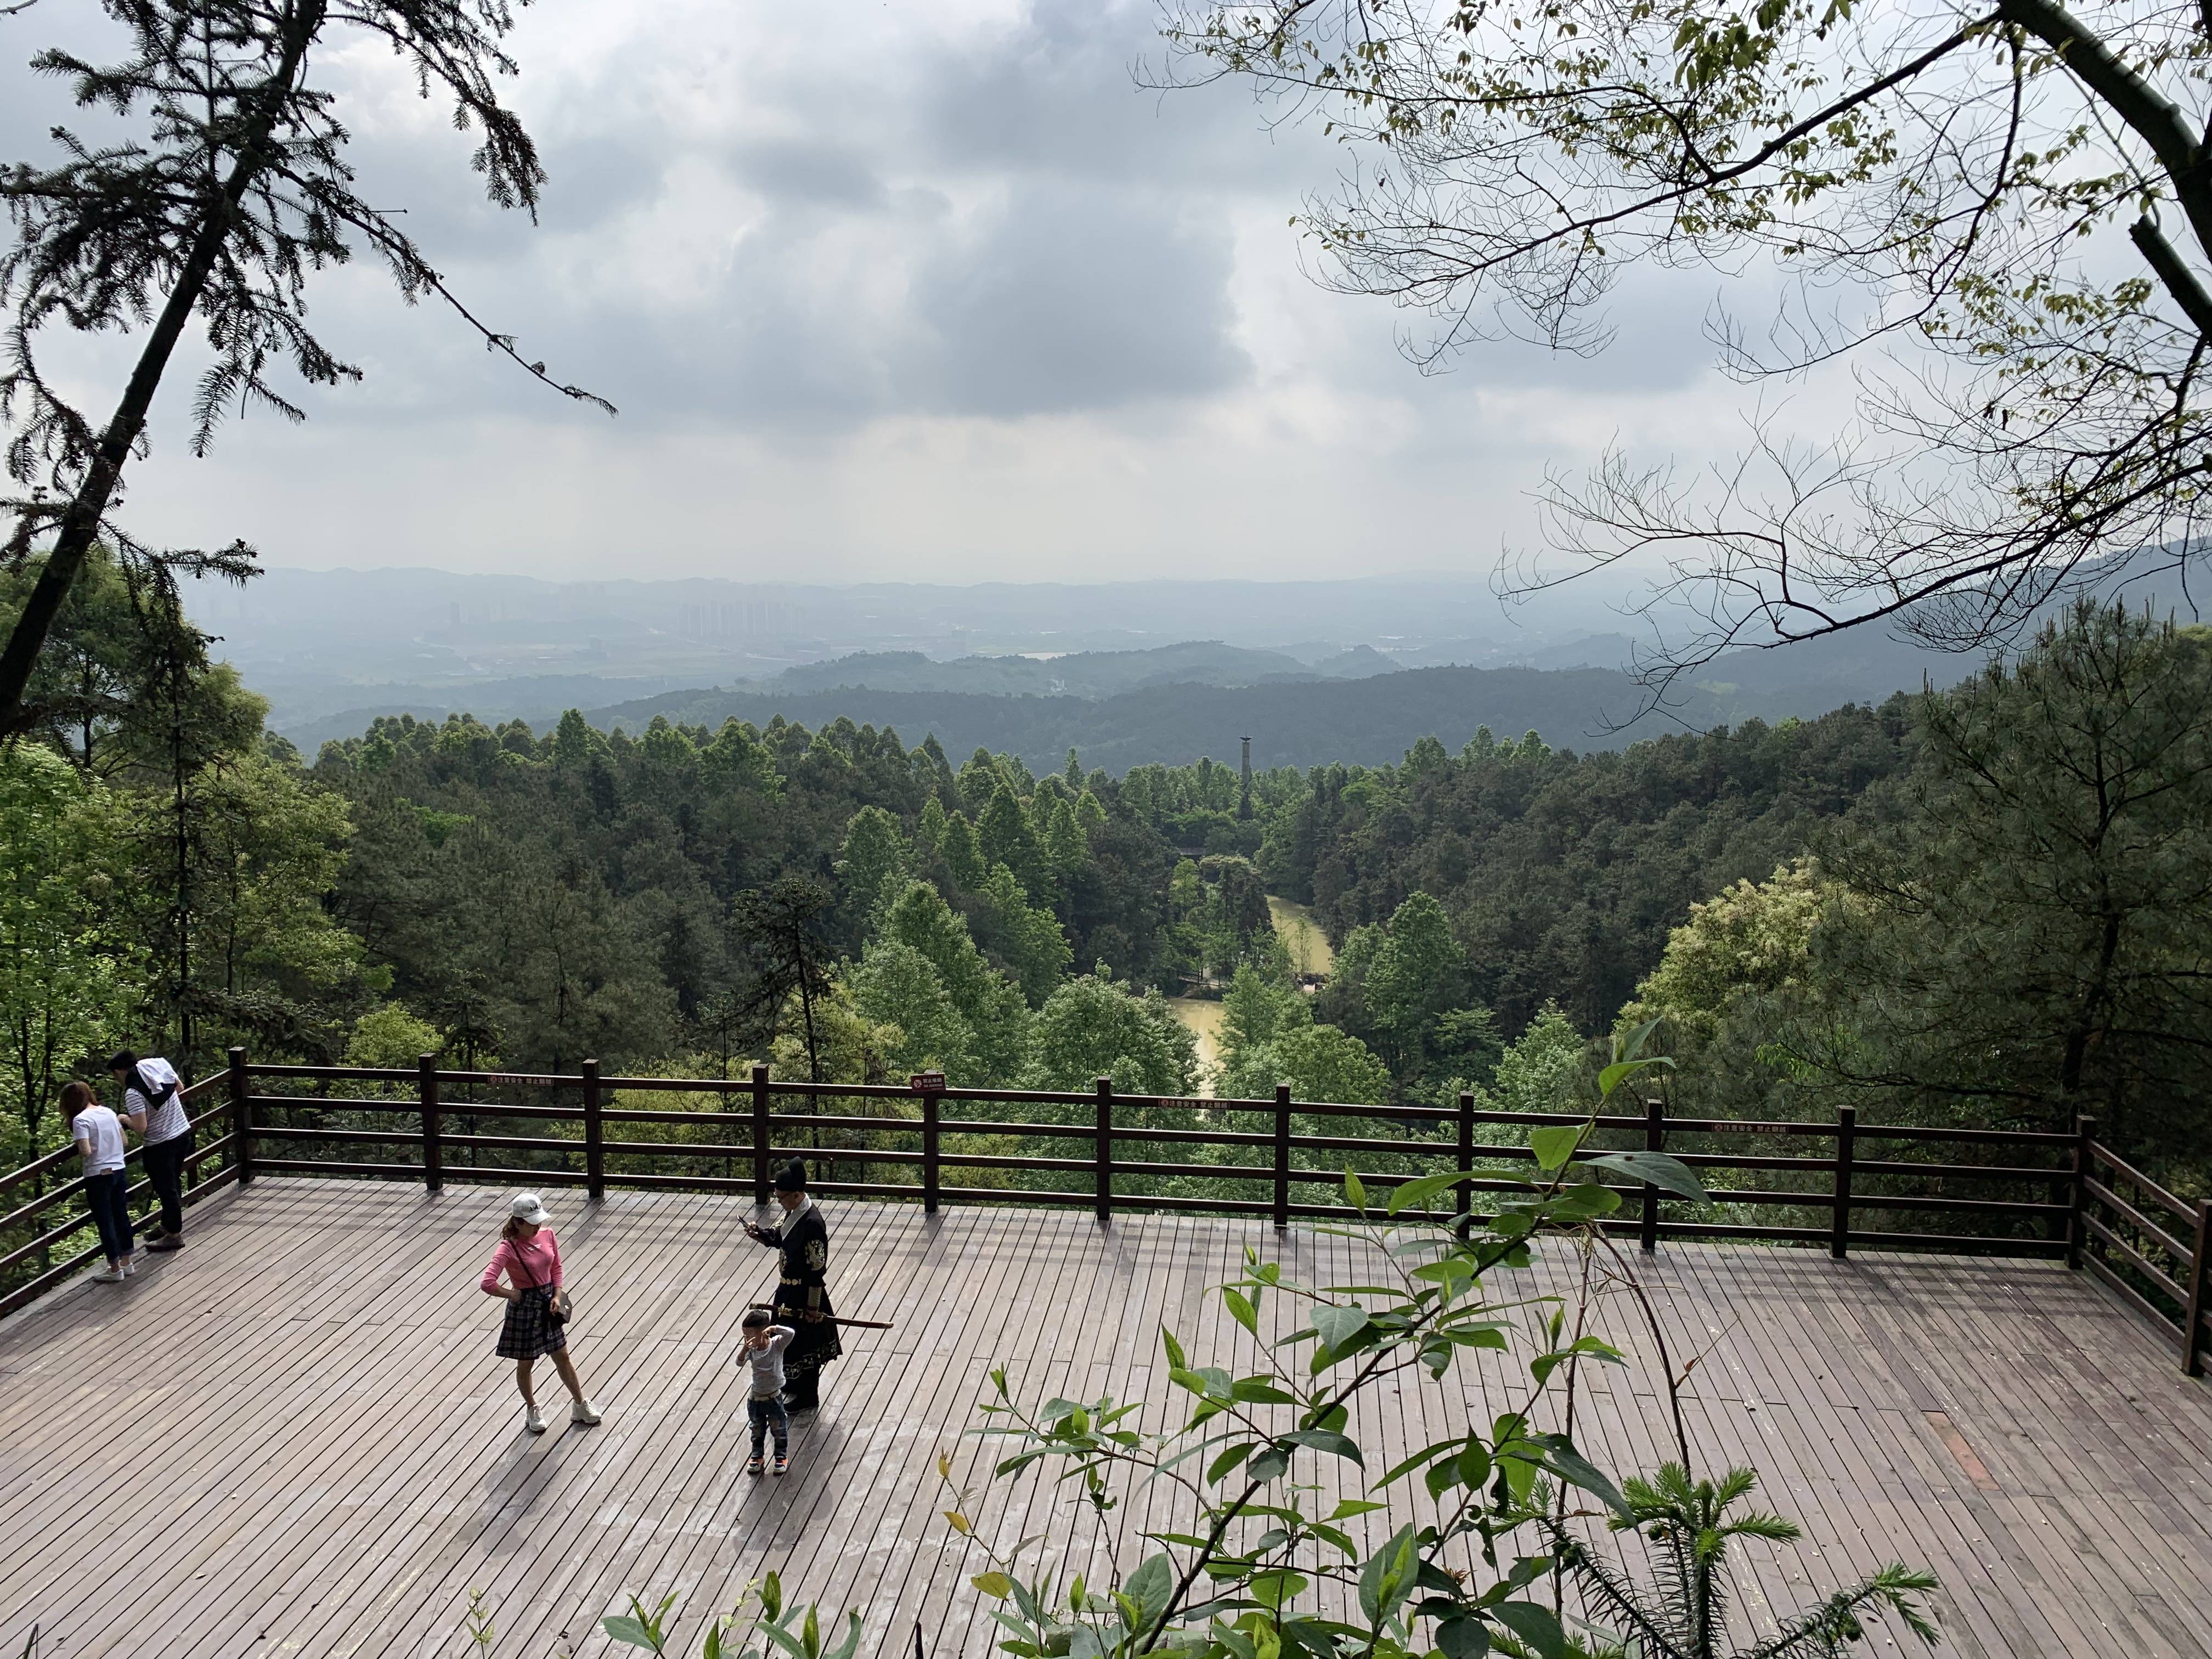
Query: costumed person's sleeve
[{"left": 801, "top": 1217, "right": 828, "bottom": 1312}]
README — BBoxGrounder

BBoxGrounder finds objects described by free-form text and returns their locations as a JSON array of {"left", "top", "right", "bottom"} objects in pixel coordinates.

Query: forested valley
[{"left": 7, "top": 554, "right": 2209, "bottom": 1196}]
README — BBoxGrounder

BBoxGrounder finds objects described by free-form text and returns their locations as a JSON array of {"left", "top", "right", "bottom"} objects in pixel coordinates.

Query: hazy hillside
[{"left": 582, "top": 660, "right": 1926, "bottom": 774}]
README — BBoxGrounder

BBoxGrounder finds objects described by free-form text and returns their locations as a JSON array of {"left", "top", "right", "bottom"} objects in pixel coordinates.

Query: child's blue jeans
[{"left": 748, "top": 1393, "right": 788, "bottom": 1457}]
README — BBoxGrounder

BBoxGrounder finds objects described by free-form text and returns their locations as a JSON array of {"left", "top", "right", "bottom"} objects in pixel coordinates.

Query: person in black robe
[{"left": 744, "top": 1159, "right": 841, "bottom": 1411}]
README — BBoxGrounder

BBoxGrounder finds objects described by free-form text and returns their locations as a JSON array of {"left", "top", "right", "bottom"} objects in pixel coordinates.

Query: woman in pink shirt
[{"left": 481, "top": 1192, "right": 602, "bottom": 1434}]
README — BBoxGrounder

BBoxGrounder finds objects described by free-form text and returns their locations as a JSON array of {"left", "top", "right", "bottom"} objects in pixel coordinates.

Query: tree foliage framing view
[
  {"left": 1163, "top": 0, "right": 2212, "bottom": 685},
  {"left": 0, "top": 0, "right": 610, "bottom": 736}
]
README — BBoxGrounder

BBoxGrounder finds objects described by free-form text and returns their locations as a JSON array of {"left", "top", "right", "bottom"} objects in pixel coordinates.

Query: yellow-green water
[
  {"left": 1167, "top": 996, "right": 1226, "bottom": 1096},
  {"left": 1267, "top": 895, "right": 1334, "bottom": 976},
  {"left": 1169, "top": 897, "right": 1334, "bottom": 1096}
]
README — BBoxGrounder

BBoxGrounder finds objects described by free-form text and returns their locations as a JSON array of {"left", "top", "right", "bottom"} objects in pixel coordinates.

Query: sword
[{"left": 748, "top": 1301, "right": 894, "bottom": 1330}]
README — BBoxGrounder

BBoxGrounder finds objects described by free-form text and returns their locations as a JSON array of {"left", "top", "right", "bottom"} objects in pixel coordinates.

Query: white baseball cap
[{"left": 509, "top": 1192, "right": 553, "bottom": 1226}]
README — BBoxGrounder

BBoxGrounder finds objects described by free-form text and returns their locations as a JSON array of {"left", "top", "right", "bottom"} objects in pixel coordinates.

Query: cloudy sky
[{"left": 3, "top": 0, "right": 1777, "bottom": 586}]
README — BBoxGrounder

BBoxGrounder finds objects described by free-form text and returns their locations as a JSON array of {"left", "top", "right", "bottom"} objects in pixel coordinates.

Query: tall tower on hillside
[{"left": 1239, "top": 736, "right": 1254, "bottom": 820}]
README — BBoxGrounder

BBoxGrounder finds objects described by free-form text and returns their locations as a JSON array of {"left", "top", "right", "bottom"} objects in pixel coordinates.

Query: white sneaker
[
  {"left": 92, "top": 1266, "right": 124, "bottom": 1283},
  {"left": 570, "top": 1398, "right": 602, "bottom": 1426},
  {"left": 120, "top": 1257, "right": 134, "bottom": 1279},
  {"left": 524, "top": 1405, "right": 546, "bottom": 1434}
]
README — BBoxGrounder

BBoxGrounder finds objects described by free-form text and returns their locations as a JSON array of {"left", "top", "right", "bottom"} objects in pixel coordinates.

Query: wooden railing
[
  {"left": 0, "top": 1073, "right": 236, "bottom": 1318},
  {"left": 2075, "top": 1124, "right": 2212, "bottom": 1378},
  {"left": 2, "top": 1051, "right": 2204, "bottom": 1376}
]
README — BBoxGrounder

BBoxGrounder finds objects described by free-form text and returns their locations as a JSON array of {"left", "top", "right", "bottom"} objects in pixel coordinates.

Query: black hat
[{"left": 773, "top": 1159, "right": 808, "bottom": 1193}]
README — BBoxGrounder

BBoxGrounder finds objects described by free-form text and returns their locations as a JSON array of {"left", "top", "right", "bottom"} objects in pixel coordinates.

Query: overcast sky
[{"left": 4, "top": 0, "right": 1792, "bottom": 587}]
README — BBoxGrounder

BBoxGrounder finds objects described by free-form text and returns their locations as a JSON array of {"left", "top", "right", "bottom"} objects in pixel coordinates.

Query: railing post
[
  {"left": 1638, "top": 1096, "right": 1663, "bottom": 1254},
  {"left": 752, "top": 1064, "right": 772, "bottom": 1204},
  {"left": 1094, "top": 1077, "right": 1114, "bottom": 1224},
  {"left": 419, "top": 1053, "right": 441, "bottom": 1194},
  {"left": 2067, "top": 1114, "right": 2097, "bottom": 1271},
  {"left": 1831, "top": 1105, "right": 1856, "bottom": 1260},
  {"left": 227, "top": 1046, "right": 253, "bottom": 1187},
  {"left": 583, "top": 1058, "right": 603, "bottom": 1201},
  {"left": 1456, "top": 1089, "right": 1475, "bottom": 1237},
  {"left": 2184, "top": 1199, "right": 2210, "bottom": 1379},
  {"left": 922, "top": 1085, "right": 941, "bottom": 1215},
  {"left": 1273, "top": 1084, "right": 1292, "bottom": 1229}
]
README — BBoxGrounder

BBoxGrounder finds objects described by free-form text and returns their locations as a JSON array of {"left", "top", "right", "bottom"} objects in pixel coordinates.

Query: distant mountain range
[
  {"left": 246, "top": 563, "right": 2212, "bottom": 766},
  {"left": 576, "top": 635, "right": 1984, "bottom": 775}
]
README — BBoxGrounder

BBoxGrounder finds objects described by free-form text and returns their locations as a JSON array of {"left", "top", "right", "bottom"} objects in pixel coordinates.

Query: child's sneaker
[
  {"left": 571, "top": 1398, "right": 602, "bottom": 1426},
  {"left": 525, "top": 1405, "right": 546, "bottom": 1434},
  {"left": 745, "top": 1454, "right": 764, "bottom": 1476},
  {"left": 772, "top": 1454, "right": 788, "bottom": 1477},
  {"left": 91, "top": 1265, "right": 124, "bottom": 1283}
]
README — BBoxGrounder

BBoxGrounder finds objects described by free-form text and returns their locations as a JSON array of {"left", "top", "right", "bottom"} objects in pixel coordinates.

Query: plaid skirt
[{"left": 496, "top": 1285, "right": 567, "bottom": 1359}]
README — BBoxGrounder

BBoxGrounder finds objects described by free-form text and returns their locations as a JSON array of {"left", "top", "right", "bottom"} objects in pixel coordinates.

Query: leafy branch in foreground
[
  {"left": 596, "top": 1576, "right": 861, "bottom": 1659},
  {"left": 1161, "top": 0, "right": 2212, "bottom": 687},
  {"left": 1, "top": 0, "right": 614, "bottom": 734},
  {"left": 935, "top": 1029, "right": 1937, "bottom": 1658}
]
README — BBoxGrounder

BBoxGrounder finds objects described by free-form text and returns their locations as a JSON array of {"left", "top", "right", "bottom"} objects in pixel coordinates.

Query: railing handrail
[{"left": 5, "top": 1052, "right": 2203, "bottom": 1379}]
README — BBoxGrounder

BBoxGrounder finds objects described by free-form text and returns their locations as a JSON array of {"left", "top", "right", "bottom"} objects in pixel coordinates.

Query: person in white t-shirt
[
  {"left": 63, "top": 1081, "right": 137, "bottom": 1283},
  {"left": 112, "top": 1051, "right": 190, "bottom": 1251}
]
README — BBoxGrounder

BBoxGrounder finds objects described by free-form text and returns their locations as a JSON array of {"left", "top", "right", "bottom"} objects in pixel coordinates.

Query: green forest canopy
[{"left": 4, "top": 563, "right": 2208, "bottom": 1190}]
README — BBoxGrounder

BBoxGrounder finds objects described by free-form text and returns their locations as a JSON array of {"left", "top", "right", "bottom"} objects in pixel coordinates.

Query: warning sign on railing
[{"left": 910, "top": 1072, "right": 946, "bottom": 1092}]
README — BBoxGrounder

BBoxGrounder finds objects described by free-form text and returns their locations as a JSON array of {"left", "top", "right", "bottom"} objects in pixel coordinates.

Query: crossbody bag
[{"left": 512, "top": 1242, "right": 572, "bottom": 1325}]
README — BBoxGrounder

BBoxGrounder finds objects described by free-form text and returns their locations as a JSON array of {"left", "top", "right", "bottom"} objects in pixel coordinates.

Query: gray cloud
[
  {"left": 901, "top": 183, "right": 1250, "bottom": 416},
  {"left": 0, "top": 0, "right": 1837, "bottom": 586}
]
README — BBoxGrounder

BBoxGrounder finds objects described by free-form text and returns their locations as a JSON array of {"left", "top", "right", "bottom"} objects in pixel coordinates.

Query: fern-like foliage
[{"left": 1549, "top": 1465, "right": 1939, "bottom": 1659}]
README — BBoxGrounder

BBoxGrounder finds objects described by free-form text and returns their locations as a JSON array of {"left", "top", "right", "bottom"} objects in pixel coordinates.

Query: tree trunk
[{"left": 0, "top": 0, "right": 327, "bottom": 731}]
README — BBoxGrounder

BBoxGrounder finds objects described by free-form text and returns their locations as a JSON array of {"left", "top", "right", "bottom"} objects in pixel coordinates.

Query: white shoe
[
  {"left": 570, "top": 1398, "right": 602, "bottom": 1426},
  {"left": 524, "top": 1405, "right": 546, "bottom": 1434},
  {"left": 120, "top": 1257, "right": 134, "bottom": 1279},
  {"left": 92, "top": 1266, "right": 124, "bottom": 1283}
]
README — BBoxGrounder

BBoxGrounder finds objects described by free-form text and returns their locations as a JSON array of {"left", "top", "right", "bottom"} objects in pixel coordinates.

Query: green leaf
[
  {"left": 1328, "top": 1498, "right": 1388, "bottom": 1520},
  {"left": 601, "top": 1616, "right": 654, "bottom": 1649},
  {"left": 1538, "top": 1436, "right": 1631, "bottom": 1518},
  {"left": 761, "top": 1572, "right": 783, "bottom": 1622},
  {"left": 1126, "top": 1553, "right": 1175, "bottom": 1623},
  {"left": 1547, "top": 1182, "right": 1623, "bottom": 1221},
  {"left": 1582, "top": 1151, "right": 1707, "bottom": 1200},
  {"left": 1615, "top": 1016, "right": 1662, "bottom": 1064},
  {"left": 1528, "top": 1124, "right": 1582, "bottom": 1172},
  {"left": 1437, "top": 1617, "right": 1492, "bottom": 1658},
  {"left": 1357, "top": 1525, "right": 1418, "bottom": 1626},
  {"left": 1249, "top": 1569, "right": 1309, "bottom": 1611},
  {"left": 972, "top": 1572, "right": 1013, "bottom": 1600},
  {"left": 1490, "top": 1601, "right": 1568, "bottom": 1659},
  {"left": 823, "top": 1612, "right": 864, "bottom": 1659},
  {"left": 1344, "top": 1165, "right": 1367, "bottom": 1209},
  {"left": 1229, "top": 1376, "right": 1295, "bottom": 1404},
  {"left": 1207, "top": 1441, "right": 1255, "bottom": 1483},
  {"left": 1161, "top": 1328, "right": 1188, "bottom": 1368},
  {"left": 1248, "top": 1446, "right": 1291, "bottom": 1483},
  {"left": 1312, "top": 1303, "right": 1368, "bottom": 1352},
  {"left": 1384, "top": 1170, "right": 1465, "bottom": 1215},
  {"left": 1282, "top": 1427, "right": 1363, "bottom": 1465},
  {"left": 1222, "top": 1286, "right": 1261, "bottom": 1337}
]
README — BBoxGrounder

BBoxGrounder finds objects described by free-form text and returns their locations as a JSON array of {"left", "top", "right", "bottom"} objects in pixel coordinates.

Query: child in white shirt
[{"left": 740, "top": 1308, "right": 795, "bottom": 1475}]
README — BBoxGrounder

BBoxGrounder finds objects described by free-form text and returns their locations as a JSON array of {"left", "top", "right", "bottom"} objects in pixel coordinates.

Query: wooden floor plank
[{"left": 5, "top": 1180, "right": 2211, "bottom": 1658}]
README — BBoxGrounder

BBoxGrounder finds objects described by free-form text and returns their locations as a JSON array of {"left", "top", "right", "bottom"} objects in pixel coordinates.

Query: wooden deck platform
[{"left": 2, "top": 1179, "right": 2208, "bottom": 1658}]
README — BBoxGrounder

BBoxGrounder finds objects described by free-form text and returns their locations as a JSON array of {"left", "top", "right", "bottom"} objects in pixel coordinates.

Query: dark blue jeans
[
  {"left": 747, "top": 1393, "right": 788, "bottom": 1458},
  {"left": 84, "top": 1170, "right": 133, "bottom": 1263}
]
